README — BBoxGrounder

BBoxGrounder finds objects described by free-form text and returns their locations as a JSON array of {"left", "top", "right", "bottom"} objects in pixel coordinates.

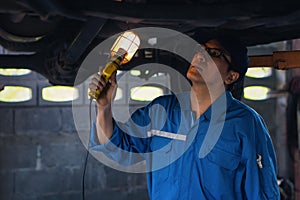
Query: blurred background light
[
  {"left": 130, "top": 70, "right": 141, "bottom": 76},
  {"left": 130, "top": 86, "right": 163, "bottom": 101},
  {"left": 245, "top": 67, "right": 272, "bottom": 78},
  {"left": 42, "top": 86, "right": 79, "bottom": 102},
  {"left": 244, "top": 86, "right": 271, "bottom": 101},
  {"left": 0, "top": 68, "right": 31, "bottom": 76},
  {"left": 114, "top": 88, "right": 123, "bottom": 101},
  {"left": 0, "top": 86, "right": 32, "bottom": 102}
]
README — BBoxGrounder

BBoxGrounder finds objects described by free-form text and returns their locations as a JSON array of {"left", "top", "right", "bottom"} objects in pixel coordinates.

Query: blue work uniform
[{"left": 90, "top": 91, "right": 280, "bottom": 200}]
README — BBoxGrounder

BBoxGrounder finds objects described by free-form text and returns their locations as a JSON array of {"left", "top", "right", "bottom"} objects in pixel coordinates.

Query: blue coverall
[{"left": 90, "top": 91, "right": 280, "bottom": 199}]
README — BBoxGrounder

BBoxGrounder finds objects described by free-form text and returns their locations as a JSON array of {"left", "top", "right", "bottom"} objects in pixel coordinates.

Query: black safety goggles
[{"left": 204, "top": 47, "right": 232, "bottom": 66}]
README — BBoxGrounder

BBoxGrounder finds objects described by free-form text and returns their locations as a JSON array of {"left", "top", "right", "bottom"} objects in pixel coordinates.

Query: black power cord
[
  {"left": 82, "top": 98, "right": 93, "bottom": 200},
  {"left": 82, "top": 146, "right": 90, "bottom": 200},
  {"left": 82, "top": 82, "right": 112, "bottom": 199}
]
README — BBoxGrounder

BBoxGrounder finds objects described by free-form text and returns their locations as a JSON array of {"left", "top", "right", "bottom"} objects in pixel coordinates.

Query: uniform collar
[
  {"left": 174, "top": 92, "right": 191, "bottom": 111},
  {"left": 174, "top": 91, "right": 234, "bottom": 121}
]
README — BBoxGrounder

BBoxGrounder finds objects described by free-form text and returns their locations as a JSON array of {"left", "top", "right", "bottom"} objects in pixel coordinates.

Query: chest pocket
[
  {"left": 206, "top": 146, "right": 240, "bottom": 170},
  {"left": 202, "top": 142, "right": 242, "bottom": 199},
  {"left": 150, "top": 136, "right": 183, "bottom": 198},
  {"left": 150, "top": 136, "right": 173, "bottom": 183}
]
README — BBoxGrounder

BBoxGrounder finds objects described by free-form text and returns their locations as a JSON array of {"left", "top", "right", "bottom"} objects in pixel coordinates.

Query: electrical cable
[
  {"left": 82, "top": 145, "right": 89, "bottom": 200},
  {"left": 82, "top": 98, "right": 93, "bottom": 200}
]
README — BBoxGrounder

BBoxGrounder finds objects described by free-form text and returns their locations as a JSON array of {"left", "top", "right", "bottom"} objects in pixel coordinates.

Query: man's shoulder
[
  {"left": 228, "top": 98, "right": 269, "bottom": 138},
  {"left": 230, "top": 97, "right": 262, "bottom": 121}
]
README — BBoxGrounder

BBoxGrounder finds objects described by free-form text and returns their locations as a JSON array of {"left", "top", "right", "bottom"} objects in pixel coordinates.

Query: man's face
[{"left": 186, "top": 39, "right": 233, "bottom": 87}]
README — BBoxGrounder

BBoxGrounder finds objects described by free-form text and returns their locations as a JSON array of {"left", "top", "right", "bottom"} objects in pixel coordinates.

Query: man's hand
[{"left": 89, "top": 71, "right": 117, "bottom": 108}]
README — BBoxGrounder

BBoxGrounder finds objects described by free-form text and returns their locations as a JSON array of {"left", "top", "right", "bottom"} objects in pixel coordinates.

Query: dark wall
[{"left": 0, "top": 73, "right": 149, "bottom": 200}]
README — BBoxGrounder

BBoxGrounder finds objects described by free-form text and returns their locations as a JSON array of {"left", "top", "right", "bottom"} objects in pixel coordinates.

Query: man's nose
[{"left": 194, "top": 52, "right": 206, "bottom": 63}]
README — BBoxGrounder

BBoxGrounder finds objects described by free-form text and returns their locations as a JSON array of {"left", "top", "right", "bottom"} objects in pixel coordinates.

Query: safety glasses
[{"left": 205, "top": 47, "right": 232, "bottom": 66}]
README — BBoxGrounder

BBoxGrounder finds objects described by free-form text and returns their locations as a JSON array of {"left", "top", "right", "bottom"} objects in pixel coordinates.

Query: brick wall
[{"left": 0, "top": 72, "right": 149, "bottom": 200}]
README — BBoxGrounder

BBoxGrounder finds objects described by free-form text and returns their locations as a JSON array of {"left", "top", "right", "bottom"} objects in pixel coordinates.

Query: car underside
[{"left": 1, "top": 0, "right": 300, "bottom": 85}]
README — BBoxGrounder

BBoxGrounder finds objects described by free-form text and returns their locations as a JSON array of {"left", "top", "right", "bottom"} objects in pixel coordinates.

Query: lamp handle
[{"left": 88, "top": 49, "right": 127, "bottom": 100}]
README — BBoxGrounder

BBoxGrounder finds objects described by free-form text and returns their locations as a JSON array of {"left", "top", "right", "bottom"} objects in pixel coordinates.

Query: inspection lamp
[{"left": 88, "top": 31, "right": 140, "bottom": 100}]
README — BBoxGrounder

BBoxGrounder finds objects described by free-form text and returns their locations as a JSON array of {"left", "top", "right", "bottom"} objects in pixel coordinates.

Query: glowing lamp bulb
[
  {"left": 89, "top": 31, "right": 140, "bottom": 100},
  {"left": 110, "top": 31, "right": 140, "bottom": 64}
]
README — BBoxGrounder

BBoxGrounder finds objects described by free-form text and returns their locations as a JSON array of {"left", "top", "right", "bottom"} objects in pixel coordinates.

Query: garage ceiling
[{"left": 1, "top": 0, "right": 300, "bottom": 85}]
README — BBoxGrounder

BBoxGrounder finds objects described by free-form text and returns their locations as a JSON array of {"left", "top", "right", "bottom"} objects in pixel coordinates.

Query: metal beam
[
  {"left": 249, "top": 51, "right": 300, "bottom": 69},
  {"left": 63, "top": 17, "right": 106, "bottom": 65}
]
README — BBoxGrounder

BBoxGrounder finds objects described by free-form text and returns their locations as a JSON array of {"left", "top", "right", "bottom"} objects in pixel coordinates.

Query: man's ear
[{"left": 224, "top": 70, "right": 240, "bottom": 85}]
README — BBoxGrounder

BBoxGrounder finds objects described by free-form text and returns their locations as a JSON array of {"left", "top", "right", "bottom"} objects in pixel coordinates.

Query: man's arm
[
  {"left": 243, "top": 115, "right": 280, "bottom": 199},
  {"left": 89, "top": 72, "right": 117, "bottom": 144},
  {"left": 96, "top": 104, "right": 113, "bottom": 144}
]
